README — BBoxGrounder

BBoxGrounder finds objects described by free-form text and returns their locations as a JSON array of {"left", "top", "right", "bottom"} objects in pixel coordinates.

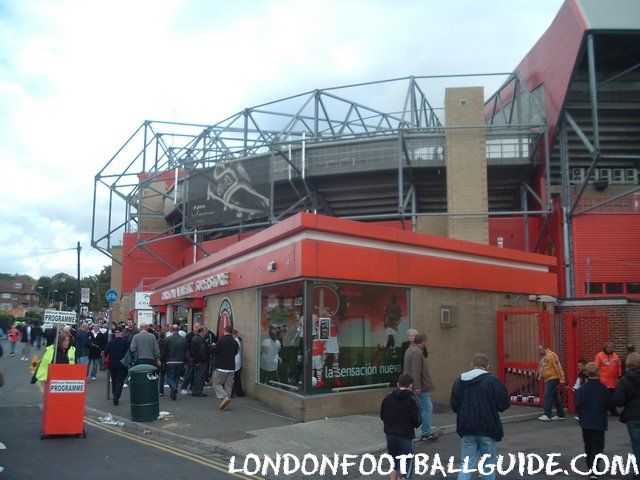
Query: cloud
[{"left": 0, "top": 0, "right": 564, "bottom": 278}]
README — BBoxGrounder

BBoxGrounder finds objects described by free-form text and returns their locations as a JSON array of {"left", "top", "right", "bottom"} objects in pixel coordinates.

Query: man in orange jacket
[
  {"left": 595, "top": 341, "right": 622, "bottom": 416},
  {"left": 537, "top": 343, "right": 566, "bottom": 421}
]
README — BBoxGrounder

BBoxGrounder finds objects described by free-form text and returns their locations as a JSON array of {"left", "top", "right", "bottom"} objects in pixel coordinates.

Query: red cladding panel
[
  {"left": 315, "top": 242, "right": 399, "bottom": 284},
  {"left": 489, "top": 217, "right": 540, "bottom": 252},
  {"left": 511, "top": 1, "right": 585, "bottom": 145},
  {"left": 138, "top": 170, "right": 185, "bottom": 190},
  {"left": 573, "top": 214, "right": 640, "bottom": 296},
  {"left": 148, "top": 213, "right": 558, "bottom": 303},
  {"left": 180, "top": 233, "right": 255, "bottom": 266},
  {"left": 121, "top": 233, "right": 191, "bottom": 293}
]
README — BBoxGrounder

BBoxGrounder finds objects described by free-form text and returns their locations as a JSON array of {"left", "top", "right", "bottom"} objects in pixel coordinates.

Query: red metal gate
[{"left": 497, "top": 310, "right": 608, "bottom": 412}]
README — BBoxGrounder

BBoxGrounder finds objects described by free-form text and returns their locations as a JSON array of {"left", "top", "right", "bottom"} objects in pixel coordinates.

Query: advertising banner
[{"left": 185, "top": 158, "right": 270, "bottom": 227}]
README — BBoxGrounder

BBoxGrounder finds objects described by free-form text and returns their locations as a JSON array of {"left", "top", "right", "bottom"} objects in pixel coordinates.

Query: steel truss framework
[
  {"left": 92, "top": 75, "right": 549, "bottom": 270},
  {"left": 556, "top": 33, "right": 640, "bottom": 297}
]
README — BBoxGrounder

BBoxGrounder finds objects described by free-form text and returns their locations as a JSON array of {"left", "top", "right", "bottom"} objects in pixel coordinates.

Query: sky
[{"left": 0, "top": 0, "right": 565, "bottom": 280}]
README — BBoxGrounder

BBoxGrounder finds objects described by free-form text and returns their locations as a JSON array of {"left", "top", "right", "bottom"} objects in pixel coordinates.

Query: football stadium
[{"left": 92, "top": 0, "right": 640, "bottom": 419}]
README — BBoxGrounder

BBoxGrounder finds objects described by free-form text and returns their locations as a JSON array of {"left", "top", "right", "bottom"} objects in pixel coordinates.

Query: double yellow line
[{"left": 84, "top": 418, "right": 257, "bottom": 479}]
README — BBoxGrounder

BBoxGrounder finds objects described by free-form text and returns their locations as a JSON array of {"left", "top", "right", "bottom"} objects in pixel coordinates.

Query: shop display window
[
  {"left": 259, "top": 282, "right": 305, "bottom": 392},
  {"left": 258, "top": 280, "right": 410, "bottom": 395}
]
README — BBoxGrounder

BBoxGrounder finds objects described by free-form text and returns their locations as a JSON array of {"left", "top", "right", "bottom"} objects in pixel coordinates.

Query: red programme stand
[{"left": 41, "top": 364, "right": 88, "bottom": 439}]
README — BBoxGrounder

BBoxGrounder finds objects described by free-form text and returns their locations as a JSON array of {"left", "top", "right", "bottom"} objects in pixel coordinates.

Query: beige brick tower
[
  {"left": 138, "top": 178, "right": 170, "bottom": 232},
  {"left": 444, "top": 87, "right": 489, "bottom": 244}
]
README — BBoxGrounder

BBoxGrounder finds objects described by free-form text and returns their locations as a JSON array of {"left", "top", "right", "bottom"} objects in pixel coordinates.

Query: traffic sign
[{"left": 105, "top": 290, "right": 119, "bottom": 303}]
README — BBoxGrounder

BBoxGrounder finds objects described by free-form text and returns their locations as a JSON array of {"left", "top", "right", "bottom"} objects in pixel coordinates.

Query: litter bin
[{"left": 129, "top": 364, "right": 159, "bottom": 422}]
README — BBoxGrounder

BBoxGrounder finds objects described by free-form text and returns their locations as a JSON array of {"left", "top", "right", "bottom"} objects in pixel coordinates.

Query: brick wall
[
  {"left": 556, "top": 302, "right": 640, "bottom": 356},
  {"left": 203, "top": 285, "right": 536, "bottom": 420},
  {"left": 412, "top": 286, "right": 535, "bottom": 407},
  {"left": 445, "top": 87, "right": 489, "bottom": 244}
]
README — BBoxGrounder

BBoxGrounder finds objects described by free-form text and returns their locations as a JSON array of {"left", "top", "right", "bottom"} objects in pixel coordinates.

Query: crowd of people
[
  {"left": 25, "top": 318, "right": 245, "bottom": 410},
  {"left": 381, "top": 332, "right": 640, "bottom": 480},
  {"left": 4, "top": 317, "right": 639, "bottom": 479},
  {"left": 4, "top": 321, "right": 43, "bottom": 360}
]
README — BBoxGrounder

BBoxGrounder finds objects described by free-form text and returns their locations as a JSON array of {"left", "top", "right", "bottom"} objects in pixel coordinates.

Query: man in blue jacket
[
  {"left": 574, "top": 362, "right": 613, "bottom": 479},
  {"left": 450, "top": 353, "right": 510, "bottom": 480}
]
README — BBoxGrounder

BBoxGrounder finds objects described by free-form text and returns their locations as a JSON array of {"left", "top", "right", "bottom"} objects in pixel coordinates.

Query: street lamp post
[{"left": 37, "top": 286, "right": 43, "bottom": 307}]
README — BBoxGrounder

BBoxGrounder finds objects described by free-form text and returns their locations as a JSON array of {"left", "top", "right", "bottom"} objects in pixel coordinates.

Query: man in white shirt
[{"left": 260, "top": 326, "right": 281, "bottom": 385}]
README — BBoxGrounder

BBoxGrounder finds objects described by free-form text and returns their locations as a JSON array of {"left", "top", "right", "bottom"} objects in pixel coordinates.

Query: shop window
[
  {"left": 605, "top": 282, "right": 624, "bottom": 295},
  {"left": 627, "top": 282, "right": 640, "bottom": 294},
  {"left": 258, "top": 280, "right": 411, "bottom": 395},
  {"left": 585, "top": 283, "right": 603, "bottom": 294},
  {"left": 308, "top": 281, "right": 410, "bottom": 395},
  {"left": 259, "top": 282, "right": 305, "bottom": 392}
]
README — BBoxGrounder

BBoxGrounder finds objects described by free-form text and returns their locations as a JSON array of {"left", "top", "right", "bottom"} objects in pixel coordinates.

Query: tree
[{"left": 35, "top": 266, "right": 111, "bottom": 311}]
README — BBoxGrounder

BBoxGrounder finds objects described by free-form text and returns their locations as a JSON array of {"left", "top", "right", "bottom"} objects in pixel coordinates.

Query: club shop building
[{"left": 147, "top": 213, "right": 555, "bottom": 420}]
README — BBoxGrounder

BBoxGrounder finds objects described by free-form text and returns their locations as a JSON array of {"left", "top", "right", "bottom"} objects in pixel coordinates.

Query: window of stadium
[{"left": 605, "top": 283, "right": 624, "bottom": 295}]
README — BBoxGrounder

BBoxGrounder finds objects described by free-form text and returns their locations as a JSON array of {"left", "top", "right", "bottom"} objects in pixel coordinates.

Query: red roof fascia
[{"left": 150, "top": 212, "right": 556, "bottom": 292}]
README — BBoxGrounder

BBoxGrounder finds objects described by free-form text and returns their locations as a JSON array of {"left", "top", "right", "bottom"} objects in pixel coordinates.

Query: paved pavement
[
  {"left": 80, "top": 362, "right": 542, "bottom": 461},
  {"left": 0, "top": 345, "right": 246, "bottom": 480},
  {"left": 2, "top": 340, "right": 638, "bottom": 479}
]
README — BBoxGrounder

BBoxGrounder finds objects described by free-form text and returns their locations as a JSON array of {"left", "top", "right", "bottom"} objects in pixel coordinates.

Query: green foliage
[
  {"left": 34, "top": 266, "right": 111, "bottom": 311},
  {"left": 25, "top": 310, "right": 42, "bottom": 321}
]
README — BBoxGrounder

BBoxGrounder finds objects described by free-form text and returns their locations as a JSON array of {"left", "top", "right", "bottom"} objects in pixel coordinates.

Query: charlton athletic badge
[{"left": 217, "top": 298, "right": 234, "bottom": 339}]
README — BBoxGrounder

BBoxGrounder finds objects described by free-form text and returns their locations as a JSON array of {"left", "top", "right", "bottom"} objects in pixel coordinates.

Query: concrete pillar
[{"left": 445, "top": 87, "right": 489, "bottom": 244}]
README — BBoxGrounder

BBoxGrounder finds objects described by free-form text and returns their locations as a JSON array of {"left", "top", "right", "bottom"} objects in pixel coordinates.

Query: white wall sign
[
  {"left": 134, "top": 292, "right": 152, "bottom": 310},
  {"left": 136, "top": 309, "right": 155, "bottom": 327}
]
